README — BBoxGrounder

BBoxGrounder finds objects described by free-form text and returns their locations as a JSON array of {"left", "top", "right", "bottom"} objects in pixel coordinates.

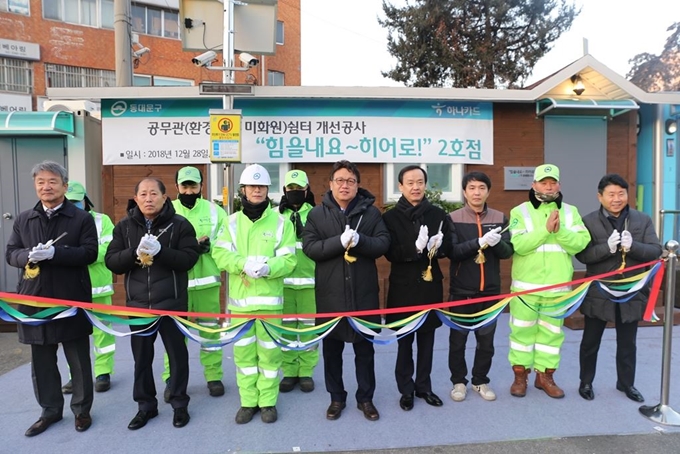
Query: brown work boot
[
  {"left": 510, "top": 365, "right": 530, "bottom": 397},
  {"left": 534, "top": 368, "right": 565, "bottom": 399}
]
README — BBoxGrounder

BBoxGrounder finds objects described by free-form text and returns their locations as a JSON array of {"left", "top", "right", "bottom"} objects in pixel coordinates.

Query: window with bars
[
  {"left": 0, "top": 57, "right": 32, "bottom": 93},
  {"left": 45, "top": 64, "right": 115, "bottom": 88},
  {"left": 0, "top": 0, "right": 30, "bottom": 15}
]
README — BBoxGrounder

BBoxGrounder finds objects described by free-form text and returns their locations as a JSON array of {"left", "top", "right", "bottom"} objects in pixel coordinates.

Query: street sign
[{"left": 209, "top": 109, "right": 242, "bottom": 162}]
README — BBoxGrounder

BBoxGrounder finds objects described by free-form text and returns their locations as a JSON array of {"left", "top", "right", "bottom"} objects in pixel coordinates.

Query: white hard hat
[{"left": 239, "top": 164, "right": 271, "bottom": 186}]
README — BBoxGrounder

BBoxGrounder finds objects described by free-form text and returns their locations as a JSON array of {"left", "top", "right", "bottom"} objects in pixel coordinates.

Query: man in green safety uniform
[
  {"left": 213, "top": 164, "right": 297, "bottom": 424},
  {"left": 62, "top": 181, "right": 116, "bottom": 394},
  {"left": 508, "top": 164, "right": 590, "bottom": 399},
  {"left": 161, "top": 166, "right": 227, "bottom": 400},
  {"left": 277, "top": 170, "right": 319, "bottom": 393}
]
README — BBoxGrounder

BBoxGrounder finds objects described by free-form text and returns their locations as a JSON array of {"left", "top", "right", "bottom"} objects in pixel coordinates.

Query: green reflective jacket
[{"left": 281, "top": 202, "right": 315, "bottom": 289}]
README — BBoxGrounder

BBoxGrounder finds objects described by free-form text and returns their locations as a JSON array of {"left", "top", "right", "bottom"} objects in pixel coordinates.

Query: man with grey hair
[{"left": 6, "top": 160, "right": 98, "bottom": 436}]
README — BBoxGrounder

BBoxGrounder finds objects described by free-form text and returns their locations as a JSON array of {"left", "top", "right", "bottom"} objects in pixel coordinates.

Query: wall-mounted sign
[
  {"left": 504, "top": 166, "right": 535, "bottom": 190},
  {"left": 209, "top": 109, "right": 242, "bottom": 162},
  {"left": 0, "top": 38, "right": 40, "bottom": 61}
]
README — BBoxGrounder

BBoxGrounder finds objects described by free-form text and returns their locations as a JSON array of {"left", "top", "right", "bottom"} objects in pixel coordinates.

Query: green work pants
[{"left": 281, "top": 287, "right": 319, "bottom": 377}]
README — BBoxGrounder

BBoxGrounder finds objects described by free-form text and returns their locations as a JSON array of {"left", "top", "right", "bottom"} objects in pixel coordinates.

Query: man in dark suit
[
  {"left": 576, "top": 174, "right": 662, "bottom": 402},
  {"left": 6, "top": 160, "right": 98, "bottom": 436}
]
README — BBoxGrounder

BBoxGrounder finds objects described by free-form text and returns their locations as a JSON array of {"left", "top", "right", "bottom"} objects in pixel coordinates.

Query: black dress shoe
[
  {"left": 127, "top": 409, "right": 159, "bottom": 430},
  {"left": 616, "top": 383, "right": 644, "bottom": 402},
  {"left": 399, "top": 393, "right": 414, "bottom": 411},
  {"left": 357, "top": 401, "right": 380, "bottom": 421},
  {"left": 415, "top": 391, "right": 444, "bottom": 407},
  {"left": 75, "top": 413, "right": 92, "bottom": 432},
  {"left": 326, "top": 401, "right": 346, "bottom": 420},
  {"left": 25, "top": 415, "right": 63, "bottom": 437},
  {"left": 173, "top": 407, "right": 190, "bottom": 428},
  {"left": 578, "top": 382, "right": 594, "bottom": 401}
]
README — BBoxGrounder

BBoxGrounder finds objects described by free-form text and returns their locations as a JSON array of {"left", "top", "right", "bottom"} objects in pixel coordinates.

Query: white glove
[
  {"left": 136, "top": 234, "right": 150, "bottom": 256},
  {"left": 243, "top": 260, "right": 261, "bottom": 279},
  {"left": 479, "top": 227, "right": 502, "bottom": 248},
  {"left": 607, "top": 229, "right": 621, "bottom": 254},
  {"left": 138, "top": 234, "right": 161, "bottom": 257},
  {"left": 415, "top": 225, "right": 429, "bottom": 253},
  {"left": 621, "top": 230, "right": 633, "bottom": 250},
  {"left": 340, "top": 226, "right": 355, "bottom": 249},
  {"left": 427, "top": 231, "right": 443, "bottom": 252},
  {"left": 28, "top": 243, "right": 55, "bottom": 262},
  {"left": 255, "top": 263, "right": 270, "bottom": 277},
  {"left": 351, "top": 230, "right": 360, "bottom": 248}
]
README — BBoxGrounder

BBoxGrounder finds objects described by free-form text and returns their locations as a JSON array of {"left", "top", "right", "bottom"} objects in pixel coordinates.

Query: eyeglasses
[{"left": 332, "top": 178, "right": 357, "bottom": 186}]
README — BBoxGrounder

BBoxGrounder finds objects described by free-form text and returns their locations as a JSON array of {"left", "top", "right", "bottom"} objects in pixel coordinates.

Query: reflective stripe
[
  {"left": 258, "top": 367, "right": 279, "bottom": 379},
  {"left": 94, "top": 213, "right": 103, "bottom": 239},
  {"left": 276, "top": 246, "right": 295, "bottom": 257},
  {"left": 227, "top": 216, "right": 239, "bottom": 252},
  {"left": 510, "top": 316, "right": 536, "bottom": 328},
  {"left": 519, "top": 203, "right": 534, "bottom": 232},
  {"left": 536, "top": 244, "right": 566, "bottom": 253},
  {"left": 237, "top": 366, "right": 258, "bottom": 376},
  {"left": 563, "top": 203, "right": 573, "bottom": 229},
  {"left": 229, "top": 296, "right": 282, "bottom": 308},
  {"left": 197, "top": 321, "right": 220, "bottom": 328},
  {"left": 92, "top": 284, "right": 114, "bottom": 295},
  {"left": 235, "top": 335, "right": 256, "bottom": 347},
  {"left": 215, "top": 239, "right": 235, "bottom": 252},
  {"left": 509, "top": 340, "right": 534, "bottom": 352},
  {"left": 535, "top": 343, "right": 560, "bottom": 355},
  {"left": 537, "top": 319, "right": 562, "bottom": 334},
  {"left": 208, "top": 203, "right": 218, "bottom": 240},
  {"left": 94, "top": 344, "right": 116, "bottom": 354},
  {"left": 295, "top": 241, "right": 303, "bottom": 250},
  {"left": 282, "top": 317, "right": 315, "bottom": 325},
  {"left": 512, "top": 280, "right": 572, "bottom": 293},
  {"left": 201, "top": 345, "right": 222, "bottom": 352},
  {"left": 188, "top": 275, "right": 220, "bottom": 288},
  {"left": 257, "top": 338, "right": 278, "bottom": 350},
  {"left": 283, "top": 277, "right": 315, "bottom": 286},
  {"left": 99, "top": 234, "right": 113, "bottom": 244},
  {"left": 274, "top": 216, "right": 285, "bottom": 251}
]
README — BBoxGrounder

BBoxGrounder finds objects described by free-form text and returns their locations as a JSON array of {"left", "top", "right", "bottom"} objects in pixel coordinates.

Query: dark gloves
[{"left": 198, "top": 238, "right": 211, "bottom": 254}]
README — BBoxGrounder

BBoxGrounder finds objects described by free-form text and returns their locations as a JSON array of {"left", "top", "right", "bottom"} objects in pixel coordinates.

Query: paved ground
[{"left": 0, "top": 322, "right": 680, "bottom": 454}]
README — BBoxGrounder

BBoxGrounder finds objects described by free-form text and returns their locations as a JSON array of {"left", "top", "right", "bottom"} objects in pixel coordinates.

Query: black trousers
[
  {"left": 131, "top": 316, "right": 190, "bottom": 411},
  {"left": 579, "top": 306, "right": 638, "bottom": 387},
  {"left": 395, "top": 329, "right": 435, "bottom": 395},
  {"left": 31, "top": 336, "right": 93, "bottom": 419},
  {"left": 322, "top": 336, "right": 375, "bottom": 403},
  {"left": 448, "top": 322, "right": 497, "bottom": 386}
]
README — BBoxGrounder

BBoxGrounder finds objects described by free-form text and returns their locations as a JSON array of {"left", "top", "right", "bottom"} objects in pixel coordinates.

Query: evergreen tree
[
  {"left": 379, "top": 0, "right": 579, "bottom": 88},
  {"left": 627, "top": 22, "right": 680, "bottom": 92}
]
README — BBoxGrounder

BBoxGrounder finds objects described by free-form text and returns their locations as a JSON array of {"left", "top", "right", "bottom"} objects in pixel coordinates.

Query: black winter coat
[
  {"left": 302, "top": 188, "right": 390, "bottom": 342},
  {"left": 6, "top": 199, "right": 98, "bottom": 345},
  {"left": 105, "top": 198, "right": 199, "bottom": 311},
  {"left": 576, "top": 207, "right": 662, "bottom": 323},
  {"left": 382, "top": 197, "right": 452, "bottom": 331}
]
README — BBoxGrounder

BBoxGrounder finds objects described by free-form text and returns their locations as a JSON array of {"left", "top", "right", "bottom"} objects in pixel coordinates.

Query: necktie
[
  {"left": 145, "top": 219, "right": 153, "bottom": 231},
  {"left": 45, "top": 208, "right": 55, "bottom": 219}
]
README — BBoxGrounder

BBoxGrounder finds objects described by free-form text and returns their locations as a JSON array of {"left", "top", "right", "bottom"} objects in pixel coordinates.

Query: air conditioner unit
[{"left": 43, "top": 100, "right": 101, "bottom": 119}]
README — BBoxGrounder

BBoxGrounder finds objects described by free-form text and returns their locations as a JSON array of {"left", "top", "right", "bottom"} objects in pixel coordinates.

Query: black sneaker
[
  {"left": 163, "top": 380, "right": 171, "bottom": 404},
  {"left": 260, "top": 406, "right": 278, "bottom": 423},
  {"left": 235, "top": 406, "right": 259, "bottom": 424},
  {"left": 95, "top": 374, "right": 111, "bottom": 393},
  {"left": 279, "top": 376, "right": 298, "bottom": 393},
  {"left": 61, "top": 380, "right": 73, "bottom": 394},
  {"left": 207, "top": 380, "right": 225, "bottom": 397}
]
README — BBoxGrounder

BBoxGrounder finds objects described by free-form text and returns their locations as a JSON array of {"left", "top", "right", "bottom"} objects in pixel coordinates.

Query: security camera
[
  {"left": 239, "top": 52, "right": 259, "bottom": 68},
  {"left": 192, "top": 50, "right": 217, "bottom": 67},
  {"left": 133, "top": 47, "right": 150, "bottom": 58}
]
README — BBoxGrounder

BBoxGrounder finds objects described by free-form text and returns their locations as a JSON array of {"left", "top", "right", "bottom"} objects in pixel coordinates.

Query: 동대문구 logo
[{"left": 110, "top": 100, "right": 127, "bottom": 117}]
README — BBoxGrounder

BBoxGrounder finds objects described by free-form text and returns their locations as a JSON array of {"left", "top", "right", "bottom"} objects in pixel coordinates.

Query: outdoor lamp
[
  {"left": 571, "top": 75, "right": 585, "bottom": 96},
  {"left": 666, "top": 119, "right": 678, "bottom": 135}
]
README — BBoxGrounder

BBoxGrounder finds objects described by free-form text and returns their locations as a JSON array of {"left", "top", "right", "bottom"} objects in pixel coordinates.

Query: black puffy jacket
[
  {"left": 6, "top": 199, "right": 98, "bottom": 345},
  {"left": 302, "top": 188, "right": 390, "bottom": 342},
  {"left": 105, "top": 198, "right": 199, "bottom": 311}
]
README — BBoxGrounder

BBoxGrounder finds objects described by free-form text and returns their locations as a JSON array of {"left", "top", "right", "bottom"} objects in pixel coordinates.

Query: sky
[{"left": 300, "top": 0, "right": 677, "bottom": 87}]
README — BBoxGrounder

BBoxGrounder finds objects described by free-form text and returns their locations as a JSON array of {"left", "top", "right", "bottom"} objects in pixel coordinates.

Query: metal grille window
[
  {"left": 45, "top": 64, "right": 115, "bottom": 88},
  {"left": 0, "top": 57, "right": 32, "bottom": 93},
  {"left": 0, "top": 0, "right": 30, "bottom": 15}
]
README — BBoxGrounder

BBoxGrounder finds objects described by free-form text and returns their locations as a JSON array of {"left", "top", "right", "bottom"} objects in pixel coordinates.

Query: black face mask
[
  {"left": 285, "top": 190, "right": 306, "bottom": 207},
  {"left": 178, "top": 192, "right": 201, "bottom": 208}
]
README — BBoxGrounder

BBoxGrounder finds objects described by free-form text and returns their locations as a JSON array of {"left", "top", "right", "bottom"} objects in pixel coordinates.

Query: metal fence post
[{"left": 639, "top": 240, "right": 680, "bottom": 425}]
